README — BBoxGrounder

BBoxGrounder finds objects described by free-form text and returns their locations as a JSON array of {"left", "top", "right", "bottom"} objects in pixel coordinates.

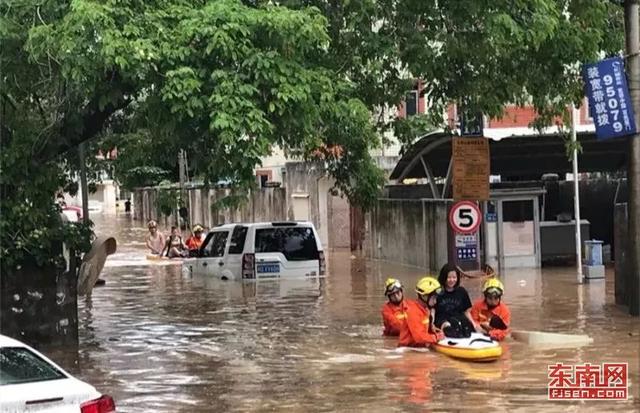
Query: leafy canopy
[
  {"left": 1, "top": 0, "right": 382, "bottom": 271},
  {"left": 0, "top": 0, "right": 624, "bottom": 272}
]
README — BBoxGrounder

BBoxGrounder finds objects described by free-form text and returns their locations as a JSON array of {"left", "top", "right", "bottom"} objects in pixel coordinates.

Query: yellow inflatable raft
[
  {"left": 146, "top": 254, "right": 168, "bottom": 260},
  {"left": 433, "top": 333, "right": 503, "bottom": 362},
  {"left": 146, "top": 254, "right": 183, "bottom": 264}
]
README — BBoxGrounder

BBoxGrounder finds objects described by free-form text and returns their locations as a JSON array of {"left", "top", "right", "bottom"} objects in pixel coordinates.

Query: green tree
[
  {"left": 386, "top": 0, "right": 623, "bottom": 134},
  {"left": 254, "top": 0, "right": 623, "bottom": 149},
  {"left": 0, "top": 0, "right": 625, "bottom": 274},
  {"left": 1, "top": 0, "right": 383, "bottom": 272}
]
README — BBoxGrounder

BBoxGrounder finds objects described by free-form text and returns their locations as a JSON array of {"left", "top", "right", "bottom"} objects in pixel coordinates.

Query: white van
[{"left": 182, "top": 221, "right": 326, "bottom": 280}]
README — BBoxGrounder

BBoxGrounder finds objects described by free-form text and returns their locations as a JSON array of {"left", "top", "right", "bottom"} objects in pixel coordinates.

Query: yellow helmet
[
  {"left": 483, "top": 278, "right": 504, "bottom": 296},
  {"left": 384, "top": 277, "right": 403, "bottom": 296},
  {"left": 415, "top": 277, "right": 442, "bottom": 296},
  {"left": 192, "top": 224, "right": 204, "bottom": 233},
  {"left": 147, "top": 220, "right": 158, "bottom": 228}
]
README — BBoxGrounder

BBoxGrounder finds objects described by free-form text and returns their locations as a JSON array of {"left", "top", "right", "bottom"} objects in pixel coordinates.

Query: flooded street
[{"left": 61, "top": 216, "right": 639, "bottom": 412}]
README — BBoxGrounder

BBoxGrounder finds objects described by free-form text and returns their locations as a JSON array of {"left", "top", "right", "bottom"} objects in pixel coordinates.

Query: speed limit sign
[{"left": 449, "top": 201, "right": 482, "bottom": 234}]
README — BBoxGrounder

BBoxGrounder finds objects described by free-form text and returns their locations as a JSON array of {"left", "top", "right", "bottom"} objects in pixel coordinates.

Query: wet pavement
[{"left": 57, "top": 215, "right": 640, "bottom": 411}]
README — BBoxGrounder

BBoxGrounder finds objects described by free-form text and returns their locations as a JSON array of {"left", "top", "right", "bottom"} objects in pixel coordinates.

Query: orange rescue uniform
[
  {"left": 396, "top": 299, "right": 443, "bottom": 347},
  {"left": 185, "top": 236, "right": 203, "bottom": 250},
  {"left": 470, "top": 298, "right": 511, "bottom": 341},
  {"left": 382, "top": 301, "right": 406, "bottom": 336}
]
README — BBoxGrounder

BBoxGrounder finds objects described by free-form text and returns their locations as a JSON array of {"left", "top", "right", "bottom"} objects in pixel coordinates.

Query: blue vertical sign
[{"left": 583, "top": 57, "right": 637, "bottom": 140}]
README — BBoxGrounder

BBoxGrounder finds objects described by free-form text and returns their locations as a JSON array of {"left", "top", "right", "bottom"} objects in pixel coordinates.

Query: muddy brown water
[{"left": 49, "top": 216, "right": 640, "bottom": 412}]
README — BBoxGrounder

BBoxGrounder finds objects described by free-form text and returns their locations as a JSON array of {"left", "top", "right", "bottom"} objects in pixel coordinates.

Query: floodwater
[{"left": 59, "top": 215, "right": 639, "bottom": 412}]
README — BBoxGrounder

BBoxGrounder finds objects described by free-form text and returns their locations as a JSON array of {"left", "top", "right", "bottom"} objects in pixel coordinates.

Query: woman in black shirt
[{"left": 434, "top": 264, "right": 481, "bottom": 338}]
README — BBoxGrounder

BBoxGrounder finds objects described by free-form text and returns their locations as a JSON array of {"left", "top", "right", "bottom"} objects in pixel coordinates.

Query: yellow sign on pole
[{"left": 452, "top": 136, "right": 490, "bottom": 201}]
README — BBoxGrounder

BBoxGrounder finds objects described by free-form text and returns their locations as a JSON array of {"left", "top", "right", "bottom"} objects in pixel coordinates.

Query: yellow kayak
[{"left": 433, "top": 333, "right": 503, "bottom": 362}]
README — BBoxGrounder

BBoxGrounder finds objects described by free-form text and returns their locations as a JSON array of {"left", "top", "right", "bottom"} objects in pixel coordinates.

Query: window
[
  {"left": 254, "top": 227, "right": 319, "bottom": 261},
  {"left": 0, "top": 347, "right": 66, "bottom": 385},
  {"left": 201, "top": 231, "right": 229, "bottom": 257},
  {"left": 229, "top": 226, "right": 248, "bottom": 254},
  {"left": 406, "top": 90, "right": 418, "bottom": 117}
]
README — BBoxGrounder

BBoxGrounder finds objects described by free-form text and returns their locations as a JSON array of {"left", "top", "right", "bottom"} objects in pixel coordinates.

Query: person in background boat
[
  {"left": 435, "top": 264, "right": 481, "bottom": 338},
  {"left": 471, "top": 278, "right": 511, "bottom": 341},
  {"left": 381, "top": 278, "right": 406, "bottom": 336},
  {"left": 185, "top": 224, "right": 205, "bottom": 255},
  {"left": 397, "top": 277, "right": 444, "bottom": 347},
  {"left": 145, "top": 220, "right": 165, "bottom": 255},
  {"left": 162, "top": 226, "right": 187, "bottom": 258}
]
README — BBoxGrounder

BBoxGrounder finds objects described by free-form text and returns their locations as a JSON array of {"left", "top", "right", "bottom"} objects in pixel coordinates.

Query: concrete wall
[
  {"left": 203, "top": 188, "right": 287, "bottom": 228},
  {"left": 368, "top": 199, "right": 451, "bottom": 272},
  {"left": 284, "top": 161, "right": 326, "bottom": 241},
  {"left": 133, "top": 161, "right": 349, "bottom": 248},
  {"left": 133, "top": 187, "right": 287, "bottom": 229},
  {"left": 133, "top": 187, "right": 172, "bottom": 227},
  {"left": 328, "top": 192, "right": 350, "bottom": 249}
]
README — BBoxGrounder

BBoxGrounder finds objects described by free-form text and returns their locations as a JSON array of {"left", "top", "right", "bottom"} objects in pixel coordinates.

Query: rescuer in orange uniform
[
  {"left": 185, "top": 224, "right": 205, "bottom": 253},
  {"left": 396, "top": 277, "right": 445, "bottom": 347},
  {"left": 381, "top": 278, "right": 406, "bottom": 336},
  {"left": 470, "top": 278, "right": 511, "bottom": 341}
]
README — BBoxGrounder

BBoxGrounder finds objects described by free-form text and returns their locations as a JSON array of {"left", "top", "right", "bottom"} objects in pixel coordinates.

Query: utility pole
[
  {"left": 79, "top": 142, "right": 89, "bottom": 224},
  {"left": 625, "top": 0, "right": 640, "bottom": 316},
  {"left": 178, "top": 149, "right": 189, "bottom": 230},
  {"left": 571, "top": 104, "right": 583, "bottom": 284}
]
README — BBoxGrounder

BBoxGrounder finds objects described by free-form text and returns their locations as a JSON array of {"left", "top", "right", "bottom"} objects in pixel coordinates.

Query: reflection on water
[{"left": 51, "top": 216, "right": 640, "bottom": 411}]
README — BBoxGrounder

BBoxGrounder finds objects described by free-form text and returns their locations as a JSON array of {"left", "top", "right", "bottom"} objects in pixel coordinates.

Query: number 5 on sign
[{"left": 449, "top": 201, "right": 482, "bottom": 234}]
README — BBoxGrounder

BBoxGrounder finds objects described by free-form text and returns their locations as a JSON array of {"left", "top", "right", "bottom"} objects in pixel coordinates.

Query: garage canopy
[{"left": 389, "top": 131, "right": 628, "bottom": 182}]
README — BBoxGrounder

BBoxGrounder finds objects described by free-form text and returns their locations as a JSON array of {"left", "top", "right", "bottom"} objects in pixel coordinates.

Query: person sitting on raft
[
  {"left": 381, "top": 278, "right": 406, "bottom": 336},
  {"left": 396, "top": 277, "right": 444, "bottom": 347},
  {"left": 185, "top": 224, "right": 205, "bottom": 255},
  {"left": 162, "top": 226, "right": 187, "bottom": 258},
  {"left": 145, "top": 220, "right": 166, "bottom": 256},
  {"left": 435, "top": 264, "right": 481, "bottom": 338},
  {"left": 471, "top": 278, "right": 511, "bottom": 341}
]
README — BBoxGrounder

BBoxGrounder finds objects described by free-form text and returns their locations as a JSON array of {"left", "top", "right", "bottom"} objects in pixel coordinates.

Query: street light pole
[
  {"left": 571, "top": 104, "right": 583, "bottom": 284},
  {"left": 624, "top": 0, "right": 640, "bottom": 315}
]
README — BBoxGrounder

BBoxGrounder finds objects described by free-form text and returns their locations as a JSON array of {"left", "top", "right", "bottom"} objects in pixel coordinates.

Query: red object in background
[{"left": 63, "top": 205, "right": 83, "bottom": 220}]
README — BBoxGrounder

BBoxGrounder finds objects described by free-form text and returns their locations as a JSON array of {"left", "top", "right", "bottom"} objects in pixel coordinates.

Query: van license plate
[{"left": 257, "top": 263, "right": 280, "bottom": 273}]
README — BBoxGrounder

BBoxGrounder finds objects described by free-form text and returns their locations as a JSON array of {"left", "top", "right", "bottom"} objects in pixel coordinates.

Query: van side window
[
  {"left": 254, "top": 227, "right": 319, "bottom": 261},
  {"left": 228, "top": 226, "right": 248, "bottom": 254},
  {"left": 202, "top": 231, "right": 229, "bottom": 257}
]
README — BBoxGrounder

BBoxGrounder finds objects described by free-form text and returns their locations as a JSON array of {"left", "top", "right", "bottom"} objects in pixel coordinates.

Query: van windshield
[{"left": 254, "top": 227, "right": 319, "bottom": 261}]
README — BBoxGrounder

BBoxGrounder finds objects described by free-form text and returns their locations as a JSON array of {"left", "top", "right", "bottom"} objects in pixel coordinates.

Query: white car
[
  {"left": 0, "top": 334, "right": 115, "bottom": 412},
  {"left": 183, "top": 221, "right": 326, "bottom": 280}
]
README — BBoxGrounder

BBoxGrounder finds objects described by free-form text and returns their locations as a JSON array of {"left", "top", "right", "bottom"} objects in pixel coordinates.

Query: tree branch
[{"left": 34, "top": 72, "right": 134, "bottom": 163}]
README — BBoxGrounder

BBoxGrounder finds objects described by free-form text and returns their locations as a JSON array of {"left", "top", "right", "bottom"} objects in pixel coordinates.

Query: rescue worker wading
[
  {"left": 381, "top": 278, "right": 406, "bottom": 336},
  {"left": 396, "top": 277, "right": 445, "bottom": 347},
  {"left": 470, "top": 278, "right": 511, "bottom": 341}
]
